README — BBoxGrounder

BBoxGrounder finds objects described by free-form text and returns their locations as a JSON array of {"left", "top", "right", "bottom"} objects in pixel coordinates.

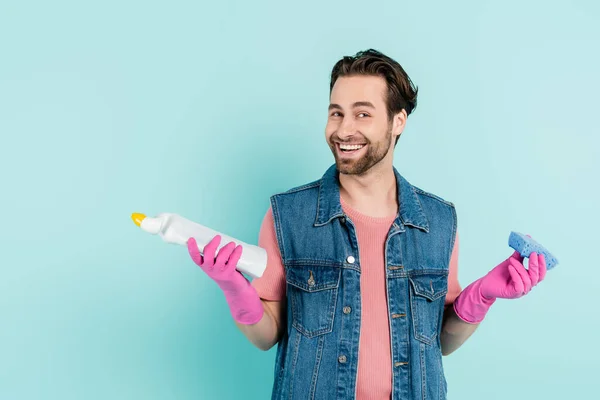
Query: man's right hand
[{"left": 187, "top": 235, "right": 264, "bottom": 325}]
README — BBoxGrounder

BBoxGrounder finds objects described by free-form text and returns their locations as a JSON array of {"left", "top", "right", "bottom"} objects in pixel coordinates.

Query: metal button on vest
[
  {"left": 343, "top": 306, "right": 351, "bottom": 314},
  {"left": 338, "top": 355, "right": 347, "bottom": 363},
  {"left": 346, "top": 256, "right": 355, "bottom": 264},
  {"left": 307, "top": 271, "right": 315, "bottom": 286},
  {"left": 340, "top": 217, "right": 346, "bottom": 224}
]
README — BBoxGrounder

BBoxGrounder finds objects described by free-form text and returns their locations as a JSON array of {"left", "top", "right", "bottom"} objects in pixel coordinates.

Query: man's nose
[{"left": 338, "top": 116, "right": 356, "bottom": 139}]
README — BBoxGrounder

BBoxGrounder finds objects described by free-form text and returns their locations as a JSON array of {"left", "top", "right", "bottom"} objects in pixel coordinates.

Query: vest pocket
[
  {"left": 408, "top": 272, "right": 448, "bottom": 345},
  {"left": 285, "top": 265, "right": 341, "bottom": 338}
]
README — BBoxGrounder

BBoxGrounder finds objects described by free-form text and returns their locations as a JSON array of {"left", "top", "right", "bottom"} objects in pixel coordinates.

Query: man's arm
[
  {"left": 441, "top": 240, "right": 548, "bottom": 356},
  {"left": 440, "top": 304, "right": 479, "bottom": 356},
  {"left": 187, "top": 206, "right": 286, "bottom": 352},
  {"left": 234, "top": 206, "right": 288, "bottom": 350},
  {"left": 235, "top": 299, "right": 285, "bottom": 351},
  {"left": 440, "top": 231, "right": 476, "bottom": 356}
]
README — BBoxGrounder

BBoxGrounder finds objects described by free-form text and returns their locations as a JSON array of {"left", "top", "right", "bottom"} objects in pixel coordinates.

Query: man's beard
[{"left": 330, "top": 127, "right": 392, "bottom": 176}]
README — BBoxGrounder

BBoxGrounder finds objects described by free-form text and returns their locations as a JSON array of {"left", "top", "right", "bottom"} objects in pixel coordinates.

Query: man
[{"left": 186, "top": 49, "right": 547, "bottom": 400}]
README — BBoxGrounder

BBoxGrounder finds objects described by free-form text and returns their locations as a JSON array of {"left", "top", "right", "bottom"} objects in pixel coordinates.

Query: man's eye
[
  {"left": 331, "top": 112, "right": 342, "bottom": 117},
  {"left": 358, "top": 113, "right": 369, "bottom": 118}
]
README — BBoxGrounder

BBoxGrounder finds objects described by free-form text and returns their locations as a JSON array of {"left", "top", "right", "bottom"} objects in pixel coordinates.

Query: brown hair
[{"left": 329, "top": 49, "right": 418, "bottom": 146}]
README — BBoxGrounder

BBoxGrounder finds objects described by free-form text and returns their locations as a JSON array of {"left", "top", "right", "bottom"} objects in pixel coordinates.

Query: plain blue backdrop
[{"left": 1, "top": 0, "right": 598, "bottom": 399}]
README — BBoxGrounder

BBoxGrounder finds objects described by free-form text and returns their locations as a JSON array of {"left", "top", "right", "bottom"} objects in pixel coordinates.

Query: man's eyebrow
[
  {"left": 352, "top": 101, "right": 375, "bottom": 109},
  {"left": 328, "top": 101, "right": 376, "bottom": 111}
]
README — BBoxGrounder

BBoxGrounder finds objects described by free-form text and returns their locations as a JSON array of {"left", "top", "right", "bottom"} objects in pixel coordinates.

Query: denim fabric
[{"left": 269, "top": 164, "right": 457, "bottom": 400}]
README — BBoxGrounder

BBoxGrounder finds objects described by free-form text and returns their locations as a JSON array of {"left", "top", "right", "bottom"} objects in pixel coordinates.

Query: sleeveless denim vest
[{"left": 268, "top": 164, "right": 457, "bottom": 400}]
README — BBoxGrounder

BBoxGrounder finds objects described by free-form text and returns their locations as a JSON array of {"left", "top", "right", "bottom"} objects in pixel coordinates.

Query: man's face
[{"left": 325, "top": 75, "right": 395, "bottom": 175}]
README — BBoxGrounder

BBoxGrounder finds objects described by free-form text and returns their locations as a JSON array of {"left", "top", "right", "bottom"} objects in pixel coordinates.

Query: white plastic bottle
[{"left": 131, "top": 212, "right": 267, "bottom": 279}]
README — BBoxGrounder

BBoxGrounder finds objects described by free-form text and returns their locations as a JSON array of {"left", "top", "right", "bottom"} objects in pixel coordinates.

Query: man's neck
[{"left": 338, "top": 163, "right": 398, "bottom": 218}]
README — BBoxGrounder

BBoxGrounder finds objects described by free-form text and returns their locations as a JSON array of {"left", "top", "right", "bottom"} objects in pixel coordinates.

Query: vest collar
[{"left": 314, "top": 163, "right": 429, "bottom": 232}]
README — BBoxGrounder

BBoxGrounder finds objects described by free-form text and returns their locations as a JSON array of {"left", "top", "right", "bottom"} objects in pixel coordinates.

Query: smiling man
[{"left": 186, "top": 49, "right": 547, "bottom": 399}]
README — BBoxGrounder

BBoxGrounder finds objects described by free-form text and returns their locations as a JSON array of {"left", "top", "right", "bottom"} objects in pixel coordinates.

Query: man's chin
[
  {"left": 332, "top": 151, "right": 369, "bottom": 174},
  {"left": 336, "top": 161, "right": 364, "bottom": 175}
]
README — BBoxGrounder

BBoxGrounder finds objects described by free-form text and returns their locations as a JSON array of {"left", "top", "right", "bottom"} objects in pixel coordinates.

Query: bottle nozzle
[{"left": 131, "top": 213, "right": 146, "bottom": 227}]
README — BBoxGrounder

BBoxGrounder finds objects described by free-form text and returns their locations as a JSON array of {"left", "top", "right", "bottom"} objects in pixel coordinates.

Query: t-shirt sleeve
[
  {"left": 250, "top": 206, "right": 287, "bottom": 301},
  {"left": 445, "top": 231, "right": 462, "bottom": 306}
]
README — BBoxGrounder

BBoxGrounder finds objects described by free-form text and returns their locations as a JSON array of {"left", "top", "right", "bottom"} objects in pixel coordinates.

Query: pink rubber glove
[
  {"left": 187, "top": 235, "right": 264, "bottom": 325},
  {"left": 453, "top": 244, "right": 547, "bottom": 324}
]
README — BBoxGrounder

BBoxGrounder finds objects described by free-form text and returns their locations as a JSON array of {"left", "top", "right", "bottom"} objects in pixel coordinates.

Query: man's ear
[{"left": 394, "top": 109, "right": 408, "bottom": 138}]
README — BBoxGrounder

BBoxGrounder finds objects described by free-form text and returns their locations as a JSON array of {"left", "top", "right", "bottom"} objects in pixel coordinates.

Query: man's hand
[
  {"left": 453, "top": 235, "right": 548, "bottom": 324},
  {"left": 188, "top": 235, "right": 245, "bottom": 292},
  {"left": 479, "top": 251, "right": 546, "bottom": 300},
  {"left": 187, "top": 235, "right": 264, "bottom": 325}
]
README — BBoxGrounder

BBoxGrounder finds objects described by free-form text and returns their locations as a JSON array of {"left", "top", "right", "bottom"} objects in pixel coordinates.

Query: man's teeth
[{"left": 340, "top": 144, "right": 365, "bottom": 150}]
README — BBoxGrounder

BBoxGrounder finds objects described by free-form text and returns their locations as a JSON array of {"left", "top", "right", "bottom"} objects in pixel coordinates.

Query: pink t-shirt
[{"left": 252, "top": 197, "right": 462, "bottom": 399}]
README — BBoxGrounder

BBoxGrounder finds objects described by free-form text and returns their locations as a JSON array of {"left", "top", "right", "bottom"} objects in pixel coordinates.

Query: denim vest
[{"left": 268, "top": 164, "right": 457, "bottom": 400}]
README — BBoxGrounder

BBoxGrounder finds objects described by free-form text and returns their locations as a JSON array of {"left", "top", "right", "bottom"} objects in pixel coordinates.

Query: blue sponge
[{"left": 508, "top": 232, "right": 558, "bottom": 270}]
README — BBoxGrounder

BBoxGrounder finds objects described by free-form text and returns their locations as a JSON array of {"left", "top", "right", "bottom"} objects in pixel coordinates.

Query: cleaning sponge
[{"left": 508, "top": 232, "right": 558, "bottom": 270}]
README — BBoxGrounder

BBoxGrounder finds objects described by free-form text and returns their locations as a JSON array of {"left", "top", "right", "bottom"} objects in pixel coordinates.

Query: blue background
[{"left": 1, "top": 0, "right": 598, "bottom": 398}]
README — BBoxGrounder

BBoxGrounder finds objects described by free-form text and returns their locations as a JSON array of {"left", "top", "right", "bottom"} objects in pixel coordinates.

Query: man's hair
[{"left": 329, "top": 49, "right": 418, "bottom": 146}]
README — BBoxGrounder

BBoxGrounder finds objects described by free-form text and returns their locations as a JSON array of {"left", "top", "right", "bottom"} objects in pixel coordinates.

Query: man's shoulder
[
  {"left": 405, "top": 181, "right": 457, "bottom": 235},
  {"left": 406, "top": 180, "right": 455, "bottom": 209},
  {"left": 267, "top": 175, "right": 323, "bottom": 218},
  {"left": 271, "top": 178, "right": 322, "bottom": 198}
]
